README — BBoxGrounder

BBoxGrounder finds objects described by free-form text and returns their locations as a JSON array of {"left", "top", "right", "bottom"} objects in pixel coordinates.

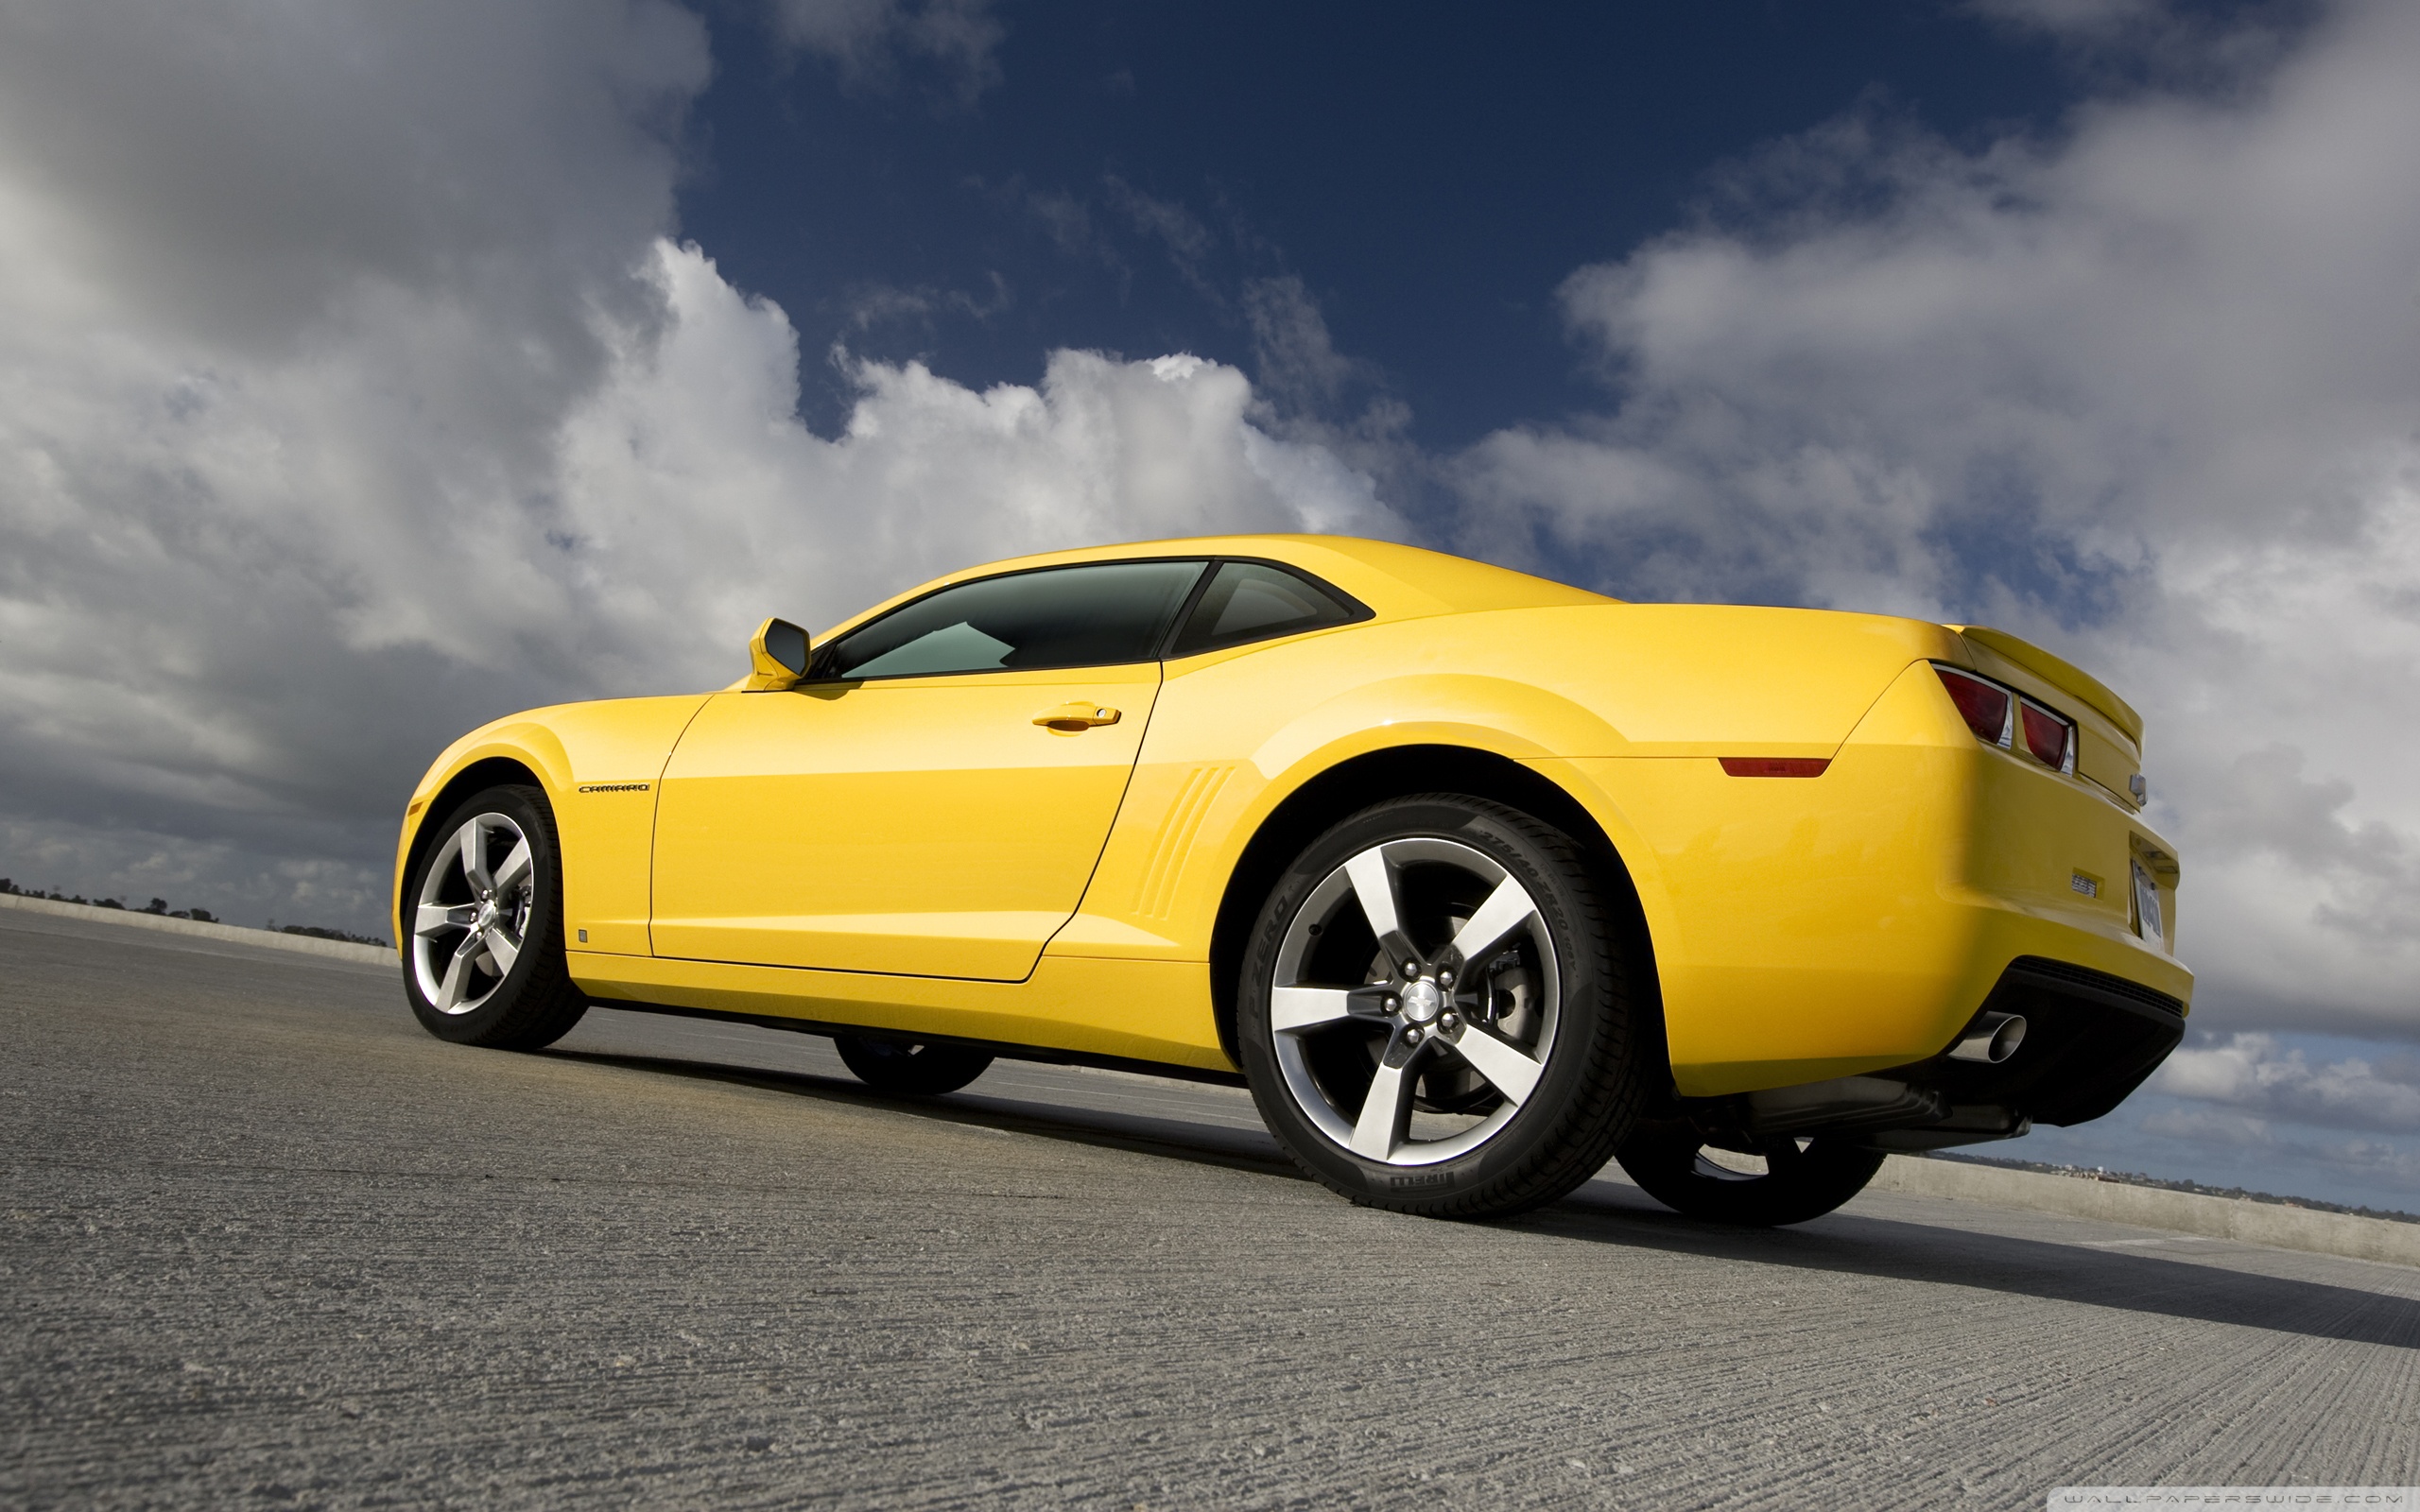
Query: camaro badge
[{"left": 577, "top": 782, "right": 651, "bottom": 794}]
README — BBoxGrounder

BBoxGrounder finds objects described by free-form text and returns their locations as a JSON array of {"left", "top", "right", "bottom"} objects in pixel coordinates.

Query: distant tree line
[
  {"left": 1936, "top": 1148, "right": 2417, "bottom": 1225},
  {"left": 0, "top": 877, "right": 387, "bottom": 949}
]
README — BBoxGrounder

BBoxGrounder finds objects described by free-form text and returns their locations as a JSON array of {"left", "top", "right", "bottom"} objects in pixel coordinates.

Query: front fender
[
  {"left": 389, "top": 696, "right": 709, "bottom": 957},
  {"left": 390, "top": 719, "right": 576, "bottom": 947}
]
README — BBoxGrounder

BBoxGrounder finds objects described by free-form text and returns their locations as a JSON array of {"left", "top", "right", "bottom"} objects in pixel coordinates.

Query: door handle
[{"left": 1033, "top": 702, "right": 1121, "bottom": 731}]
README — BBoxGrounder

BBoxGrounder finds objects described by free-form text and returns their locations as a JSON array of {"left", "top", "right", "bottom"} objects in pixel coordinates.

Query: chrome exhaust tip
[{"left": 1947, "top": 1011, "right": 2027, "bottom": 1064}]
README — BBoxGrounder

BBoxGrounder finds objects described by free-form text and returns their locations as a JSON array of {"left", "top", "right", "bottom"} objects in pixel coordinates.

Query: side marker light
[{"left": 1720, "top": 757, "right": 1832, "bottom": 778}]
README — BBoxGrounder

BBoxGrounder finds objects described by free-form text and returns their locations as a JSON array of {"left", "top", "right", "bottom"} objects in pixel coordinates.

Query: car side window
[
  {"left": 1168, "top": 560, "right": 1358, "bottom": 658},
  {"left": 819, "top": 559, "right": 1208, "bottom": 679}
]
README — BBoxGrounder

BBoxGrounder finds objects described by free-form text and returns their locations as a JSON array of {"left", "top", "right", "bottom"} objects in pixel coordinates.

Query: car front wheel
[
  {"left": 404, "top": 784, "right": 589, "bottom": 1051},
  {"left": 1236, "top": 794, "right": 1646, "bottom": 1220}
]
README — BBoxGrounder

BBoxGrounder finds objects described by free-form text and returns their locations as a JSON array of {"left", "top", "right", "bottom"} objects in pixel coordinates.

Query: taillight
[
  {"left": 1933, "top": 663, "right": 2080, "bottom": 774},
  {"left": 2019, "top": 699, "right": 2074, "bottom": 773},
  {"left": 1934, "top": 666, "right": 2011, "bottom": 747}
]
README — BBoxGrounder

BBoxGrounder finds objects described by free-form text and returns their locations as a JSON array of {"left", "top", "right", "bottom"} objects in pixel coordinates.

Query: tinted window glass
[
  {"left": 1169, "top": 561, "right": 1355, "bottom": 657},
  {"left": 823, "top": 559, "right": 1207, "bottom": 679}
]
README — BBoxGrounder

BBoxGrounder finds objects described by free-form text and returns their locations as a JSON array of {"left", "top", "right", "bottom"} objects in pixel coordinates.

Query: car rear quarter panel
[
  {"left": 1564, "top": 659, "right": 2189, "bottom": 1096},
  {"left": 1060, "top": 599, "right": 2188, "bottom": 1095},
  {"left": 1053, "top": 602, "right": 1965, "bottom": 970}
]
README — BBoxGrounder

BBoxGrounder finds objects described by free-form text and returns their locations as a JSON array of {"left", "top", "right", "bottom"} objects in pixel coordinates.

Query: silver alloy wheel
[
  {"left": 1269, "top": 837, "right": 1561, "bottom": 1166},
  {"left": 411, "top": 811, "right": 535, "bottom": 1017},
  {"left": 1696, "top": 1138, "right": 1808, "bottom": 1181}
]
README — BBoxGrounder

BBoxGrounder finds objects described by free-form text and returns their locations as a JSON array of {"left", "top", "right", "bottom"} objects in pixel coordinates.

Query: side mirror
[{"left": 745, "top": 617, "right": 810, "bottom": 691}]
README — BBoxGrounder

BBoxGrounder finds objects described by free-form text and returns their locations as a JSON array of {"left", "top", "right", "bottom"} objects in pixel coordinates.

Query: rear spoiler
[{"left": 1948, "top": 626, "right": 2143, "bottom": 747}]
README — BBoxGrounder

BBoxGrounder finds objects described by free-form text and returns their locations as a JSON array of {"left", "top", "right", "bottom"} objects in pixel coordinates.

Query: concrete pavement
[{"left": 5, "top": 905, "right": 2415, "bottom": 1508}]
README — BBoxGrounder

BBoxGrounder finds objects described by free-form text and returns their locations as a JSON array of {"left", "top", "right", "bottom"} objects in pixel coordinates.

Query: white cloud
[
  {"left": 1449, "top": 0, "right": 2420, "bottom": 1035},
  {"left": 2152, "top": 1032, "right": 2420, "bottom": 1133},
  {"left": 1966, "top": 0, "right": 2165, "bottom": 35},
  {"left": 0, "top": 0, "right": 716, "bottom": 927},
  {"left": 551, "top": 240, "right": 1397, "bottom": 687},
  {"left": 2133, "top": 1100, "right": 2420, "bottom": 1194},
  {"left": 769, "top": 0, "right": 1003, "bottom": 103},
  {"left": 2136, "top": 1105, "right": 2273, "bottom": 1145},
  {"left": 1105, "top": 177, "right": 1219, "bottom": 295},
  {"left": 1963, "top": 0, "right": 2308, "bottom": 91},
  {"left": 0, "top": 814, "right": 389, "bottom": 936},
  {"left": 1242, "top": 275, "right": 1378, "bottom": 422},
  {"left": 2302, "top": 1137, "right": 2420, "bottom": 1191},
  {"left": 0, "top": 2, "right": 1392, "bottom": 933}
]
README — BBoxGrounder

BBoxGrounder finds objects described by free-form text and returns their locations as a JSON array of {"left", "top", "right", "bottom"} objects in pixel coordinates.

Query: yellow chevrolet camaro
[{"left": 394, "top": 535, "right": 2188, "bottom": 1223}]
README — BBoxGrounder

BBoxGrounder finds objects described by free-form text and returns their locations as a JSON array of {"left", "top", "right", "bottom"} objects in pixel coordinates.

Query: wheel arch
[
  {"left": 1205, "top": 743, "right": 1668, "bottom": 1088},
  {"left": 393, "top": 755, "right": 550, "bottom": 945}
]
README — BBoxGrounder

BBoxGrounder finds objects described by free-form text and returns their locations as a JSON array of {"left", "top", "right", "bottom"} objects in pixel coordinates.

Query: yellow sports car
[{"left": 394, "top": 536, "right": 2188, "bottom": 1224}]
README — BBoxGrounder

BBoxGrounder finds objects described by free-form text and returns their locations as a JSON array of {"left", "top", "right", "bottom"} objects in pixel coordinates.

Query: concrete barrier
[
  {"left": 0, "top": 892, "right": 395, "bottom": 968},
  {"left": 1874, "top": 1153, "right": 2420, "bottom": 1269}
]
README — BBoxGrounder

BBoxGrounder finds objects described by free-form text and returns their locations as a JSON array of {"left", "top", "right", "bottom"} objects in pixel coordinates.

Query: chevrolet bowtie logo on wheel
[{"left": 393, "top": 533, "right": 2189, "bottom": 1227}]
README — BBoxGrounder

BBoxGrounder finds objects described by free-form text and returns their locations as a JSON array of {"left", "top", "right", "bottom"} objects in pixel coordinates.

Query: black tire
[
  {"left": 1616, "top": 1122, "right": 1884, "bottom": 1226},
  {"left": 1236, "top": 794, "right": 1646, "bottom": 1220},
  {"left": 834, "top": 1035, "right": 994, "bottom": 1096},
  {"left": 402, "top": 784, "right": 588, "bottom": 1051}
]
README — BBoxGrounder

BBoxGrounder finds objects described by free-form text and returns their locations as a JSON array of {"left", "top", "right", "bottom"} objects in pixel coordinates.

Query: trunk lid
[{"left": 1950, "top": 625, "right": 2145, "bottom": 807}]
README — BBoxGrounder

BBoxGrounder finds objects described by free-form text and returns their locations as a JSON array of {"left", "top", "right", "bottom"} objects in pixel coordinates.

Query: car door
[{"left": 648, "top": 558, "right": 1208, "bottom": 981}]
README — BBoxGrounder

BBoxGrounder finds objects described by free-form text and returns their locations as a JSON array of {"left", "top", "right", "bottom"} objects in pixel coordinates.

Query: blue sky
[
  {"left": 1, "top": 0, "right": 2416, "bottom": 1211},
  {"left": 682, "top": 3, "right": 2083, "bottom": 454}
]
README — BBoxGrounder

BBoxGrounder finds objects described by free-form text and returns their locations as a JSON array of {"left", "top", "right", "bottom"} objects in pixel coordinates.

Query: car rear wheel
[
  {"left": 404, "top": 784, "right": 588, "bottom": 1050},
  {"left": 834, "top": 1035, "right": 994, "bottom": 1096},
  {"left": 1616, "top": 1123, "right": 1884, "bottom": 1226},
  {"left": 1236, "top": 794, "right": 1646, "bottom": 1219}
]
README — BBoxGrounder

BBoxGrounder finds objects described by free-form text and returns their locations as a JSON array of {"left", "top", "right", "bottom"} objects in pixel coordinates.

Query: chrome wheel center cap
[{"left": 1400, "top": 978, "right": 1444, "bottom": 1024}]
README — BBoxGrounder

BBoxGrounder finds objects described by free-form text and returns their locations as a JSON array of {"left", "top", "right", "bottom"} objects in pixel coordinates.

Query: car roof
[{"left": 819, "top": 534, "right": 1615, "bottom": 643}]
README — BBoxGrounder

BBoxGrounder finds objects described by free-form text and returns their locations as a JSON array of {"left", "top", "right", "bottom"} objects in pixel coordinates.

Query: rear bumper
[
  {"left": 1679, "top": 954, "right": 2187, "bottom": 1150},
  {"left": 1917, "top": 954, "right": 2186, "bottom": 1128}
]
